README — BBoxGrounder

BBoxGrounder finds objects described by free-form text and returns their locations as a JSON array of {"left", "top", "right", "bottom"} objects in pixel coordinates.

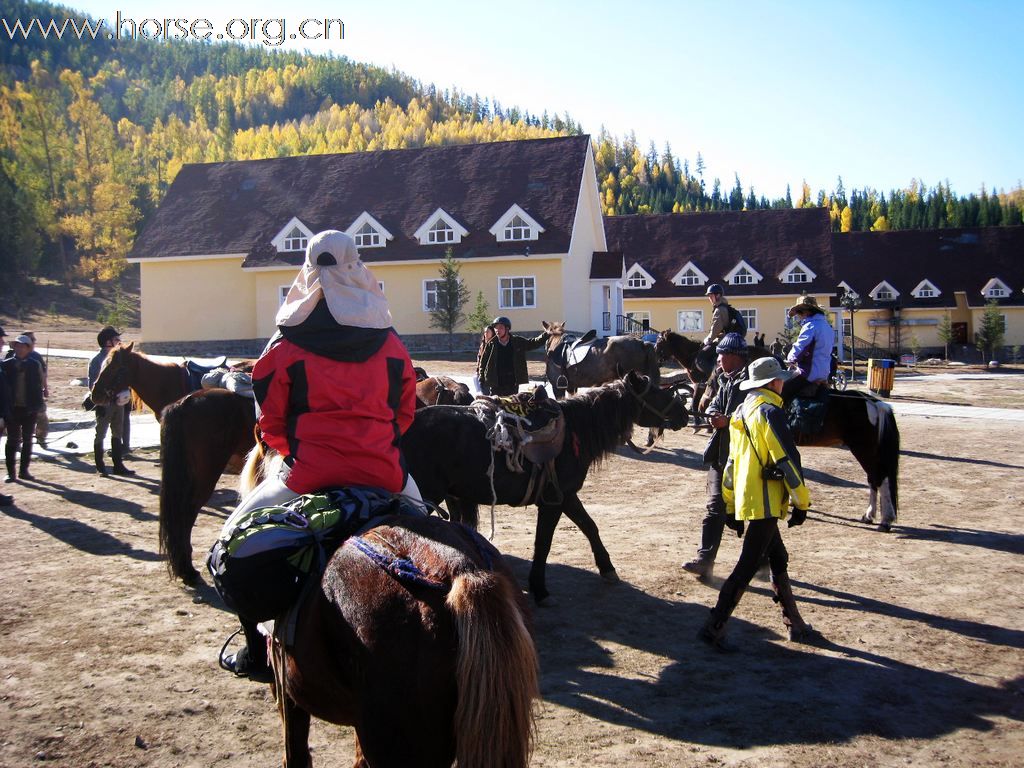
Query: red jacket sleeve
[{"left": 252, "top": 343, "right": 292, "bottom": 458}]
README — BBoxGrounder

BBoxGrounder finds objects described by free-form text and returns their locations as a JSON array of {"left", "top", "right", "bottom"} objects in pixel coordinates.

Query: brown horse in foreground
[{"left": 274, "top": 514, "right": 538, "bottom": 767}]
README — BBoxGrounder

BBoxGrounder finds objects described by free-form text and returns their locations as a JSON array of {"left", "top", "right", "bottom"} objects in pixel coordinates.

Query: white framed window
[
  {"left": 499, "top": 276, "right": 536, "bottom": 309},
  {"left": 670, "top": 261, "right": 709, "bottom": 287},
  {"left": 345, "top": 212, "right": 393, "bottom": 249},
  {"left": 628, "top": 272, "right": 649, "bottom": 289},
  {"left": 423, "top": 279, "right": 440, "bottom": 311},
  {"left": 786, "top": 266, "right": 809, "bottom": 283},
  {"left": 869, "top": 280, "right": 900, "bottom": 302},
  {"left": 733, "top": 268, "right": 755, "bottom": 285},
  {"left": 627, "top": 310, "right": 652, "bottom": 330},
  {"left": 779, "top": 258, "right": 817, "bottom": 285},
  {"left": 724, "top": 259, "right": 764, "bottom": 286},
  {"left": 355, "top": 222, "right": 381, "bottom": 248},
  {"left": 677, "top": 310, "right": 703, "bottom": 332},
  {"left": 504, "top": 215, "right": 531, "bottom": 241},
  {"left": 677, "top": 270, "right": 702, "bottom": 286},
  {"left": 428, "top": 219, "right": 454, "bottom": 244},
  {"left": 489, "top": 204, "right": 544, "bottom": 242},
  {"left": 271, "top": 216, "right": 315, "bottom": 253},
  {"left": 284, "top": 227, "right": 307, "bottom": 252},
  {"left": 739, "top": 308, "right": 758, "bottom": 331},
  {"left": 279, "top": 285, "right": 290, "bottom": 305},
  {"left": 982, "top": 278, "right": 1010, "bottom": 299},
  {"left": 625, "top": 263, "right": 655, "bottom": 290},
  {"left": 911, "top": 279, "right": 941, "bottom": 299},
  {"left": 414, "top": 208, "right": 468, "bottom": 245}
]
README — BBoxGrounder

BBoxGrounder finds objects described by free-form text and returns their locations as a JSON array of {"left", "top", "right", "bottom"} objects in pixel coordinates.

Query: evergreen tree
[
  {"left": 936, "top": 313, "right": 955, "bottom": 360},
  {"left": 975, "top": 300, "right": 1006, "bottom": 360},
  {"left": 429, "top": 248, "right": 471, "bottom": 353},
  {"left": 465, "top": 290, "right": 492, "bottom": 334}
]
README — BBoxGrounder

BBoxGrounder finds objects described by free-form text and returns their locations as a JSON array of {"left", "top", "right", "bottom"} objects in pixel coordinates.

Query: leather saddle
[{"left": 184, "top": 356, "right": 229, "bottom": 391}]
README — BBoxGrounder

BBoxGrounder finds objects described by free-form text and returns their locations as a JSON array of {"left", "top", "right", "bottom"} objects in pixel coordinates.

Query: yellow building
[
  {"left": 129, "top": 136, "right": 618, "bottom": 354},
  {"left": 131, "top": 136, "right": 1024, "bottom": 361}
]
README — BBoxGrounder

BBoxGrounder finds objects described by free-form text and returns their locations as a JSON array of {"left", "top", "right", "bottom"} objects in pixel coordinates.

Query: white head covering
[{"left": 275, "top": 230, "right": 392, "bottom": 329}]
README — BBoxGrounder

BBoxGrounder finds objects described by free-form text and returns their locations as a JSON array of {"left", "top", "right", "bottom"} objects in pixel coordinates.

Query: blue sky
[{"left": 72, "top": 0, "right": 1024, "bottom": 200}]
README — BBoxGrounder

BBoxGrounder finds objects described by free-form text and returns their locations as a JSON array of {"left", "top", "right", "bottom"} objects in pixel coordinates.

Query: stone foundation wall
[{"left": 137, "top": 330, "right": 545, "bottom": 359}]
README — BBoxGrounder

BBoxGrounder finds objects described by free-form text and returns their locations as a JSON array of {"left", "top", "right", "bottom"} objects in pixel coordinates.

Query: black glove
[
  {"left": 788, "top": 507, "right": 808, "bottom": 528},
  {"left": 82, "top": 395, "right": 94, "bottom": 411},
  {"left": 724, "top": 515, "right": 744, "bottom": 538},
  {"left": 94, "top": 405, "right": 107, "bottom": 418}
]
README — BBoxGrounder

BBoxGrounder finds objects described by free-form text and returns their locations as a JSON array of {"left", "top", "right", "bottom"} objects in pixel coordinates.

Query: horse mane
[{"left": 557, "top": 381, "right": 637, "bottom": 468}]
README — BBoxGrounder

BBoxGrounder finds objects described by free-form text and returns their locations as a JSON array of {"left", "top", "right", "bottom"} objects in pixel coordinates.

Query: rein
[{"left": 626, "top": 377, "right": 681, "bottom": 425}]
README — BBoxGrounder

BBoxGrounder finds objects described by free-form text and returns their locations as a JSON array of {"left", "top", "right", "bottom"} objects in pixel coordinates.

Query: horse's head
[
  {"left": 541, "top": 320, "right": 567, "bottom": 355},
  {"left": 623, "top": 370, "right": 688, "bottom": 430},
  {"left": 91, "top": 342, "right": 135, "bottom": 405}
]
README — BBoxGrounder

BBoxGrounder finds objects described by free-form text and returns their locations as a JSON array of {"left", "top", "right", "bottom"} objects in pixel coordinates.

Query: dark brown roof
[
  {"left": 831, "top": 227, "right": 1024, "bottom": 309},
  {"left": 130, "top": 136, "right": 592, "bottom": 266},
  {"left": 605, "top": 208, "right": 834, "bottom": 299},
  {"left": 589, "top": 251, "right": 624, "bottom": 280}
]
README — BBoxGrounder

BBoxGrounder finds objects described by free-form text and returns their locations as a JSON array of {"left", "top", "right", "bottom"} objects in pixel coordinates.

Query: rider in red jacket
[{"left": 222, "top": 229, "right": 420, "bottom": 681}]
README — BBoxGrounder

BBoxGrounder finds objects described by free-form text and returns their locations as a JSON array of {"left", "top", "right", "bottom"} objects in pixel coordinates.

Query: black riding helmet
[
  {"left": 97, "top": 326, "right": 120, "bottom": 347},
  {"left": 493, "top": 316, "right": 512, "bottom": 330}
]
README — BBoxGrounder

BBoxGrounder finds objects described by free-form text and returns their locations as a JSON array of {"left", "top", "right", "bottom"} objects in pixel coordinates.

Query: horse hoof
[
  {"left": 180, "top": 568, "right": 201, "bottom": 587},
  {"left": 877, "top": 523, "right": 892, "bottom": 533},
  {"left": 860, "top": 514, "right": 874, "bottom": 525},
  {"left": 601, "top": 569, "right": 620, "bottom": 584}
]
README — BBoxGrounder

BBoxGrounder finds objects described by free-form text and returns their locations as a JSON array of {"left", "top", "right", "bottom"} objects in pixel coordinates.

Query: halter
[
  {"left": 95, "top": 353, "right": 129, "bottom": 403},
  {"left": 625, "top": 377, "right": 684, "bottom": 426}
]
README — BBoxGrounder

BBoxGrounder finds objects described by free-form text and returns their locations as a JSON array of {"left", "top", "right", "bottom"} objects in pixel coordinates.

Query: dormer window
[
  {"left": 724, "top": 259, "right": 763, "bottom": 287},
  {"left": 414, "top": 208, "right": 468, "bottom": 246},
  {"left": 625, "top": 263, "right": 655, "bottom": 290},
  {"left": 779, "top": 258, "right": 817, "bottom": 285},
  {"left": 345, "top": 212, "right": 393, "bottom": 250},
  {"left": 982, "top": 278, "right": 1010, "bottom": 299},
  {"left": 284, "top": 228, "right": 307, "bottom": 252},
  {"left": 870, "top": 280, "right": 900, "bottom": 302},
  {"left": 670, "top": 260, "right": 709, "bottom": 287},
  {"left": 911, "top": 279, "right": 941, "bottom": 299},
  {"left": 733, "top": 268, "right": 757, "bottom": 286},
  {"left": 271, "top": 216, "right": 315, "bottom": 253},
  {"left": 429, "top": 220, "right": 454, "bottom": 243},
  {"left": 355, "top": 223, "right": 380, "bottom": 248},
  {"left": 504, "top": 215, "right": 531, "bottom": 241},
  {"left": 489, "top": 204, "right": 544, "bottom": 243}
]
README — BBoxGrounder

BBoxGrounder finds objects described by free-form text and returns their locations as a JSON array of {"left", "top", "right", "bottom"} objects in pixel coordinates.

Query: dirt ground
[{"left": 1, "top": 349, "right": 1023, "bottom": 767}]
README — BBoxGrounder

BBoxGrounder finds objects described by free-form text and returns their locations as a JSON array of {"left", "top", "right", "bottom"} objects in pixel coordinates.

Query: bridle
[
  {"left": 624, "top": 376, "right": 685, "bottom": 426},
  {"left": 94, "top": 351, "right": 128, "bottom": 403}
]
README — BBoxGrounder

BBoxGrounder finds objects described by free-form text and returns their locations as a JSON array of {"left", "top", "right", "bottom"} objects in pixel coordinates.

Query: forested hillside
[{"left": 1, "top": 0, "right": 1021, "bottom": 297}]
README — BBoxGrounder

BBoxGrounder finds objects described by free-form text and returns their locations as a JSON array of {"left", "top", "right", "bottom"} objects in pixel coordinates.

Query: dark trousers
[
  {"left": 711, "top": 517, "right": 789, "bottom": 623},
  {"left": 489, "top": 382, "right": 518, "bottom": 397},
  {"left": 697, "top": 465, "right": 727, "bottom": 562},
  {"left": 5, "top": 407, "right": 38, "bottom": 477}
]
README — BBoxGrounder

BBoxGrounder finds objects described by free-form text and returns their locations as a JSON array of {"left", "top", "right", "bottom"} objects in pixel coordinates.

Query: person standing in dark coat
[
  {"left": 2, "top": 335, "right": 44, "bottom": 482},
  {"left": 682, "top": 333, "right": 749, "bottom": 581},
  {"left": 0, "top": 334, "right": 13, "bottom": 505},
  {"left": 478, "top": 316, "right": 548, "bottom": 397}
]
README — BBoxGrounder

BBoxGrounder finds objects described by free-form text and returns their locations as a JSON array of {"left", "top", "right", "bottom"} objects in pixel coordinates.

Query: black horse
[{"left": 401, "top": 371, "right": 688, "bottom": 604}]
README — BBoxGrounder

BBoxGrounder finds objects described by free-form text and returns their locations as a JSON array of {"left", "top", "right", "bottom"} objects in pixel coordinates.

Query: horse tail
[
  {"left": 448, "top": 570, "right": 538, "bottom": 768},
  {"left": 877, "top": 401, "right": 900, "bottom": 519},
  {"left": 158, "top": 398, "right": 197, "bottom": 581},
  {"left": 240, "top": 439, "right": 267, "bottom": 497}
]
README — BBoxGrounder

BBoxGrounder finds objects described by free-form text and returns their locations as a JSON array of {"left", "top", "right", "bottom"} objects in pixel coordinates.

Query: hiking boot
[
  {"left": 697, "top": 617, "right": 736, "bottom": 653},
  {"left": 682, "top": 558, "right": 714, "bottom": 582},
  {"left": 220, "top": 645, "right": 273, "bottom": 683},
  {"left": 789, "top": 624, "right": 828, "bottom": 646},
  {"left": 111, "top": 439, "right": 135, "bottom": 476}
]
